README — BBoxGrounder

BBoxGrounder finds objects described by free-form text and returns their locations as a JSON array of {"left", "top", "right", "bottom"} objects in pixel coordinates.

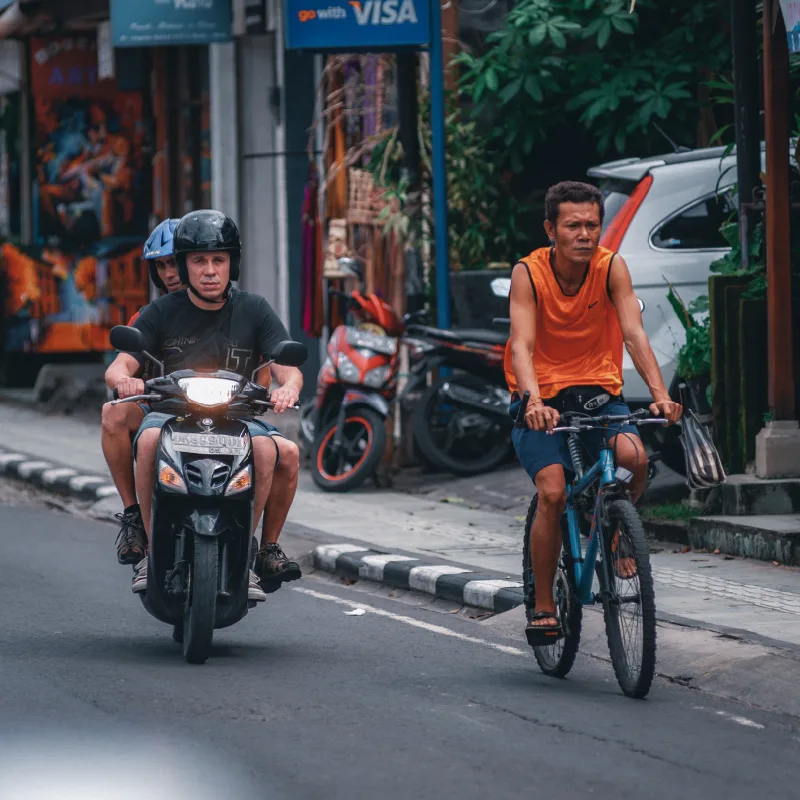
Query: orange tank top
[{"left": 504, "top": 246, "right": 624, "bottom": 399}]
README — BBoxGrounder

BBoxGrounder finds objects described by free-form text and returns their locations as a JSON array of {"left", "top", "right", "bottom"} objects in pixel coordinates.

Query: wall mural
[
  {"left": 0, "top": 34, "right": 150, "bottom": 356},
  {"left": 1, "top": 239, "right": 148, "bottom": 353}
]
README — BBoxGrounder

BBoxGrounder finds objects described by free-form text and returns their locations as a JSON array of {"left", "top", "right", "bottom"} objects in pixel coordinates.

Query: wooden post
[
  {"left": 442, "top": 0, "right": 459, "bottom": 95},
  {"left": 763, "top": 0, "right": 795, "bottom": 419}
]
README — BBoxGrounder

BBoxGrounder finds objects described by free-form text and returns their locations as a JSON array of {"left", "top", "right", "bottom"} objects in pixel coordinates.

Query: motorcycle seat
[{"left": 406, "top": 325, "right": 507, "bottom": 347}]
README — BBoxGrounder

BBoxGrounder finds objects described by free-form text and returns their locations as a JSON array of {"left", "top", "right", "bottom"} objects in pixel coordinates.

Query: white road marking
[
  {"left": 314, "top": 544, "right": 366, "bottom": 570},
  {"left": 293, "top": 587, "right": 528, "bottom": 658},
  {"left": 714, "top": 710, "right": 765, "bottom": 730},
  {"left": 463, "top": 579, "right": 524, "bottom": 610},
  {"left": 359, "top": 554, "right": 417, "bottom": 580}
]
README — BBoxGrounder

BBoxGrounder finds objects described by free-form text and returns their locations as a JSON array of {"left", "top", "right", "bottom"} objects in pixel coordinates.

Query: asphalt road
[{"left": 1, "top": 500, "right": 798, "bottom": 799}]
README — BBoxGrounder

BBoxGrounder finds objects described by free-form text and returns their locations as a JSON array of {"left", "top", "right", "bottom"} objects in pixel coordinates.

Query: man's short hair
[{"left": 545, "top": 181, "right": 604, "bottom": 226}]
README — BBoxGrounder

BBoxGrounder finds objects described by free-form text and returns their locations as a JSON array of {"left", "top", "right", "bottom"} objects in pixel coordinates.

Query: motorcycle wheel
[
  {"left": 310, "top": 406, "right": 386, "bottom": 492},
  {"left": 183, "top": 535, "right": 218, "bottom": 665},
  {"left": 412, "top": 378, "right": 512, "bottom": 477}
]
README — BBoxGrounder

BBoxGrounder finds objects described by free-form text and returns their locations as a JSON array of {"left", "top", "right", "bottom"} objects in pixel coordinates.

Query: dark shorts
[
  {"left": 510, "top": 397, "right": 639, "bottom": 483},
  {"left": 132, "top": 412, "right": 284, "bottom": 460}
]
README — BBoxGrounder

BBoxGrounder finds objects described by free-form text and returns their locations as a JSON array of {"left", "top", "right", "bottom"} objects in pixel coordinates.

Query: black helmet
[{"left": 173, "top": 210, "right": 242, "bottom": 292}]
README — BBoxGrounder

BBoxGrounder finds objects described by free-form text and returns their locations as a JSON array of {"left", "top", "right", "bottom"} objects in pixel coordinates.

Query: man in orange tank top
[{"left": 506, "top": 181, "right": 682, "bottom": 641}]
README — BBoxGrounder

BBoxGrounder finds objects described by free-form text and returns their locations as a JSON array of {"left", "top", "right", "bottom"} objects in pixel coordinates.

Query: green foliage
[
  {"left": 455, "top": 0, "right": 731, "bottom": 168},
  {"left": 365, "top": 92, "right": 535, "bottom": 270}
]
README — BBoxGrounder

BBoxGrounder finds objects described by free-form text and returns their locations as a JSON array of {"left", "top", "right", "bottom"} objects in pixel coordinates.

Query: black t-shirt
[{"left": 130, "top": 288, "right": 289, "bottom": 378}]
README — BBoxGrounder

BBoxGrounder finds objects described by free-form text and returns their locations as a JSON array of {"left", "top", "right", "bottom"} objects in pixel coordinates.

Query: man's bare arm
[
  {"left": 104, "top": 353, "right": 142, "bottom": 394},
  {"left": 509, "top": 264, "right": 540, "bottom": 401},
  {"left": 269, "top": 364, "right": 303, "bottom": 414},
  {"left": 509, "top": 264, "right": 560, "bottom": 432}
]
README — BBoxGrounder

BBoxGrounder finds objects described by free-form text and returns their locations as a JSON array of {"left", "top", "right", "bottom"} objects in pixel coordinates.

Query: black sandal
[{"left": 525, "top": 611, "right": 563, "bottom": 647}]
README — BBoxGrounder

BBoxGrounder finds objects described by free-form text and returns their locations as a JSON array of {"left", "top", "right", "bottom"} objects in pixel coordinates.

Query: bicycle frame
[{"left": 564, "top": 444, "right": 616, "bottom": 606}]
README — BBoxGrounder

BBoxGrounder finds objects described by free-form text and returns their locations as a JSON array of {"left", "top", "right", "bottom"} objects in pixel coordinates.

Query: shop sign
[
  {"left": 110, "top": 0, "right": 233, "bottom": 47},
  {"left": 780, "top": 0, "right": 800, "bottom": 52},
  {"left": 284, "top": 0, "right": 430, "bottom": 50},
  {"left": 30, "top": 35, "right": 114, "bottom": 100}
]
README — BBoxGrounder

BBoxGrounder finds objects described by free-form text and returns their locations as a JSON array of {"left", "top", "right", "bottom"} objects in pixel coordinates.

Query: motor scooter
[{"left": 109, "top": 325, "right": 307, "bottom": 664}]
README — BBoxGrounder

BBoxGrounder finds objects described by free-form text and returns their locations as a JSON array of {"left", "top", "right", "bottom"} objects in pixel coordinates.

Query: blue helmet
[{"left": 142, "top": 218, "right": 180, "bottom": 291}]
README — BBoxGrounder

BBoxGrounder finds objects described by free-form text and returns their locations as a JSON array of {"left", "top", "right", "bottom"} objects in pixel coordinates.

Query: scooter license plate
[{"left": 170, "top": 431, "right": 248, "bottom": 456}]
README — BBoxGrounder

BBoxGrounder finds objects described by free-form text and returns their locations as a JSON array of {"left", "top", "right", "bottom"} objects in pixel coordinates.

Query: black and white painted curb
[
  {"left": 0, "top": 448, "right": 118, "bottom": 503},
  {"left": 314, "top": 543, "right": 525, "bottom": 613}
]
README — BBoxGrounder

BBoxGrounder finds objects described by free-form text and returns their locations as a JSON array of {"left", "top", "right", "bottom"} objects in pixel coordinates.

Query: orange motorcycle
[{"left": 305, "top": 290, "right": 409, "bottom": 492}]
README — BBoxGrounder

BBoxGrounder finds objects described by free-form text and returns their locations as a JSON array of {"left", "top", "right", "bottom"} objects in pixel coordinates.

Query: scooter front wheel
[
  {"left": 183, "top": 535, "right": 218, "bottom": 665},
  {"left": 310, "top": 407, "right": 386, "bottom": 492}
]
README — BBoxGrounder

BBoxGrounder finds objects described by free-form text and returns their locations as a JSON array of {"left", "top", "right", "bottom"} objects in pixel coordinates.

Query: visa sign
[
  {"left": 349, "top": 0, "right": 418, "bottom": 25},
  {"left": 284, "top": 0, "right": 430, "bottom": 50}
]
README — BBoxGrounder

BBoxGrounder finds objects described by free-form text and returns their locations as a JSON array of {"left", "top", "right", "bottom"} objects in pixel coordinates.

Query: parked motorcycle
[
  {"left": 306, "top": 290, "right": 414, "bottom": 492},
  {"left": 109, "top": 325, "right": 307, "bottom": 665},
  {"left": 405, "top": 321, "right": 513, "bottom": 477}
]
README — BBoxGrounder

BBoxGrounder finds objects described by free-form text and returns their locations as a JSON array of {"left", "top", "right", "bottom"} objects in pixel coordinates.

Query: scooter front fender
[{"left": 343, "top": 390, "right": 390, "bottom": 418}]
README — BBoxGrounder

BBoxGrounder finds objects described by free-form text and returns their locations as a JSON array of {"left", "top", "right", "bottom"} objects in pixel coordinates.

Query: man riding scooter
[{"left": 103, "top": 214, "right": 303, "bottom": 596}]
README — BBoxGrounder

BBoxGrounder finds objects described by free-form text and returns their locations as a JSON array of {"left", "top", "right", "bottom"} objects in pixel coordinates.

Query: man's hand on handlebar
[
  {"left": 525, "top": 399, "right": 560, "bottom": 433},
  {"left": 115, "top": 377, "right": 145, "bottom": 400},
  {"left": 649, "top": 399, "right": 683, "bottom": 425},
  {"left": 270, "top": 384, "right": 300, "bottom": 414}
]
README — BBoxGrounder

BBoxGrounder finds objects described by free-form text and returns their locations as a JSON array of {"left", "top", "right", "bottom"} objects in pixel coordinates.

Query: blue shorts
[
  {"left": 510, "top": 397, "right": 639, "bottom": 482},
  {"left": 132, "top": 412, "right": 284, "bottom": 460}
]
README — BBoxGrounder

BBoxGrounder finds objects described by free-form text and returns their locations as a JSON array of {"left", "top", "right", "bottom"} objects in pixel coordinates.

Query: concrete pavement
[{"left": 1, "top": 501, "right": 799, "bottom": 799}]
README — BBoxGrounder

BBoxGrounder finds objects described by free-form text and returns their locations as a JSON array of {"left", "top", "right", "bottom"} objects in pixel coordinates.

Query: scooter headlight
[
  {"left": 178, "top": 377, "right": 240, "bottom": 408},
  {"left": 158, "top": 460, "right": 187, "bottom": 493},
  {"left": 336, "top": 353, "right": 361, "bottom": 383},
  {"left": 363, "top": 364, "right": 391, "bottom": 388}
]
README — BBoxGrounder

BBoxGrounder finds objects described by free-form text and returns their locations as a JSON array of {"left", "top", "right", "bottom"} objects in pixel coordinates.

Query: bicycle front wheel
[{"left": 598, "top": 499, "right": 656, "bottom": 698}]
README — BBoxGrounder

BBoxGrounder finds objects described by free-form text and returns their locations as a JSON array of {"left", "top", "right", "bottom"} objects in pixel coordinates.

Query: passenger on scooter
[
  {"left": 104, "top": 210, "right": 304, "bottom": 601},
  {"left": 102, "top": 218, "right": 183, "bottom": 564}
]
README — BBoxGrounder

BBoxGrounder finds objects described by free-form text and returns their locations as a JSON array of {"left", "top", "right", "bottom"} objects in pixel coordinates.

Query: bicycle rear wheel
[
  {"left": 598, "top": 499, "right": 656, "bottom": 698},
  {"left": 522, "top": 496, "right": 582, "bottom": 678}
]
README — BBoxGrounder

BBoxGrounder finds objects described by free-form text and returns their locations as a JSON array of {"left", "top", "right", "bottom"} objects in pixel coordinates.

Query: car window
[
  {"left": 652, "top": 192, "right": 736, "bottom": 250},
  {"left": 599, "top": 180, "right": 636, "bottom": 236}
]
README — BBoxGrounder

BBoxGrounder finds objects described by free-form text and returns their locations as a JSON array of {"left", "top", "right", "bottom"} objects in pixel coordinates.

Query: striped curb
[
  {"left": 313, "top": 543, "right": 525, "bottom": 613},
  {"left": 0, "top": 448, "right": 118, "bottom": 502}
]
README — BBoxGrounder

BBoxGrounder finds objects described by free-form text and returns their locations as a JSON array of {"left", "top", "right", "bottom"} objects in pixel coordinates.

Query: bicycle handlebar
[{"left": 512, "top": 392, "right": 669, "bottom": 430}]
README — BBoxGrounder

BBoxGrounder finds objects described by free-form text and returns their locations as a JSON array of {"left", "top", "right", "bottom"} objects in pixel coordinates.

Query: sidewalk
[{"left": 1, "top": 400, "right": 800, "bottom": 653}]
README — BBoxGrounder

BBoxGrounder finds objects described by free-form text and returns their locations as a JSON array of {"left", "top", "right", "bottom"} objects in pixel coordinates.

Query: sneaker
[
  {"left": 115, "top": 507, "right": 147, "bottom": 566},
  {"left": 248, "top": 570, "right": 266, "bottom": 602},
  {"left": 255, "top": 543, "right": 302, "bottom": 584},
  {"left": 132, "top": 557, "right": 148, "bottom": 593}
]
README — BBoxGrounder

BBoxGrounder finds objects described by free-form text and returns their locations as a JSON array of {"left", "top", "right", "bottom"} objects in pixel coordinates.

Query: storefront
[{"left": 0, "top": 1, "right": 217, "bottom": 385}]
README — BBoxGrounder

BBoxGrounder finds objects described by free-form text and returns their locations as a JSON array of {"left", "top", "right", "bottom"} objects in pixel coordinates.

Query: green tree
[{"left": 455, "top": 0, "right": 731, "bottom": 171}]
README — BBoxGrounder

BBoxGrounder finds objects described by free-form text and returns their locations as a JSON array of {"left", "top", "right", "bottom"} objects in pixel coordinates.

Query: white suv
[{"left": 588, "top": 145, "right": 739, "bottom": 405}]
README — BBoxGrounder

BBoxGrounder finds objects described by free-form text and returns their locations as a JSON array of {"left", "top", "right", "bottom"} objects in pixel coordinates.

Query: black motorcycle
[
  {"left": 109, "top": 325, "right": 306, "bottom": 665},
  {"left": 403, "top": 321, "right": 512, "bottom": 477}
]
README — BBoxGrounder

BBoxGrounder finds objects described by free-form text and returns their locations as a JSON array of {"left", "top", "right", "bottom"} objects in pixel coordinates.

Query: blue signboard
[
  {"left": 110, "top": 0, "right": 232, "bottom": 48},
  {"left": 284, "top": 0, "right": 430, "bottom": 50}
]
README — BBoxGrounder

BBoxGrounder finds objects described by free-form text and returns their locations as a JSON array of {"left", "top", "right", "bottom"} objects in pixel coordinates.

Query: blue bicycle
[{"left": 516, "top": 392, "right": 667, "bottom": 698}]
